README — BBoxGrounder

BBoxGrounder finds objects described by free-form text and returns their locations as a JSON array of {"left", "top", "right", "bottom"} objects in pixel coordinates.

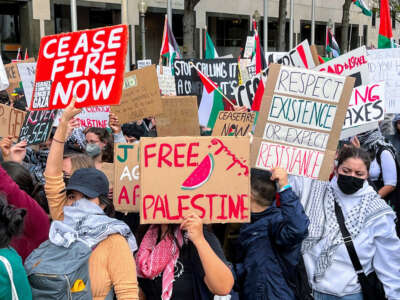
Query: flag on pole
[
  {"left": 251, "top": 22, "right": 266, "bottom": 111},
  {"left": 204, "top": 30, "right": 219, "bottom": 59},
  {"left": 194, "top": 65, "right": 225, "bottom": 128},
  {"left": 326, "top": 28, "right": 340, "bottom": 57},
  {"left": 352, "top": 0, "right": 372, "bottom": 16},
  {"left": 378, "top": 0, "right": 394, "bottom": 48},
  {"left": 160, "top": 15, "right": 181, "bottom": 65},
  {"left": 24, "top": 49, "right": 29, "bottom": 60},
  {"left": 11, "top": 48, "right": 21, "bottom": 63}
]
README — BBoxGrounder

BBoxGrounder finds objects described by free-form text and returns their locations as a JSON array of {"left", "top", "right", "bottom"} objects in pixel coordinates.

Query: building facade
[{"left": 0, "top": 0, "right": 397, "bottom": 65}]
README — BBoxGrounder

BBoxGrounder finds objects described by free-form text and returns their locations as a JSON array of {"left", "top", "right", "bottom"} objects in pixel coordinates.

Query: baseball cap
[{"left": 66, "top": 168, "right": 109, "bottom": 198}]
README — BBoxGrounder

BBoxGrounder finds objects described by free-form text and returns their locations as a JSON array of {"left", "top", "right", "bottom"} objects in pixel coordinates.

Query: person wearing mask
[
  {"left": 290, "top": 146, "right": 400, "bottom": 299},
  {"left": 0, "top": 195, "right": 32, "bottom": 300},
  {"left": 44, "top": 98, "right": 139, "bottom": 300},
  {"left": 235, "top": 168, "right": 309, "bottom": 300},
  {"left": 136, "top": 215, "right": 234, "bottom": 300}
]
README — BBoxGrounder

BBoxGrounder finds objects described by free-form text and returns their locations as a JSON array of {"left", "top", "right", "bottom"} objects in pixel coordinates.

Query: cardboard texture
[
  {"left": 5, "top": 63, "right": 21, "bottom": 96},
  {"left": 315, "top": 46, "right": 369, "bottom": 88},
  {"left": 368, "top": 48, "right": 400, "bottom": 112},
  {"left": 101, "top": 162, "right": 114, "bottom": 188},
  {"left": 30, "top": 25, "right": 128, "bottom": 110},
  {"left": 212, "top": 111, "right": 256, "bottom": 136},
  {"left": 17, "top": 62, "right": 37, "bottom": 107},
  {"left": 0, "top": 104, "right": 26, "bottom": 139},
  {"left": 112, "top": 65, "right": 163, "bottom": 124},
  {"left": 252, "top": 64, "right": 355, "bottom": 181},
  {"left": 156, "top": 96, "right": 200, "bottom": 137},
  {"left": 140, "top": 136, "right": 251, "bottom": 224},
  {"left": 18, "top": 110, "right": 57, "bottom": 145},
  {"left": 114, "top": 143, "right": 140, "bottom": 212}
]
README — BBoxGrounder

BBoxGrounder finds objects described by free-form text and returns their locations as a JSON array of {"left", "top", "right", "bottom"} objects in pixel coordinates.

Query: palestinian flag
[
  {"left": 378, "top": 0, "right": 394, "bottom": 48},
  {"left": 352, "top": 0, "right": 372, "bottom": 16},
  {"left": 326, "top": 28, "right": 340, "bottom": 58},
  {"left": 250, "top": 23, "right": 265, "bottom": 111},
  {"left": 160, "top": 15, "right": 181, "bottom": 65},
  {"left": 11, "top": 48, "right": 21, "bottom": 63},
  {"left": 195, "top": 66, "right": 225, "bottom": 129},
  {"left": 24, "top": 49, "right": 29, "bottom": 60},
  {"left": 205, "top": 30, "right": 219, "bottom": 59}
]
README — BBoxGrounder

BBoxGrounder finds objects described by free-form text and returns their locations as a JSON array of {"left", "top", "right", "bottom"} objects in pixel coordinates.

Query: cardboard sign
[
  {"left": 340, "top": 82, "right": 385, "bottom": 139},
  {"left": 244, "top": 36, "right": 255, "bottom": 59},
  {"left": 0, "top": 104, "right": 26, "bottom": 139},
  {"left": 101, "top": 162, "right": 114, "bottom": 188},
  {"left": 315, "top": 46, "right": 369, "bottom": 88},
  {"left": 157, "top": 66, "right": 177, "bottom": 96},
  {"left": 273, "top": 40, "right": 316, "bottom": 69},
  {"left": 137, "top": 59, "right": 152, "bottom": 69},
  {"left": 30, "top": 24, "right": 128, "bottom": 110},
  {"left": 368, "top": 48, "right": 400, "bottom": 112},
  {"left": 17, "top": 62, "right": 37, "bottom": 107},
  {"left": 5, "top": 63, "right": 21, "bottom": 95},
  {"left": 174, "top": 58, "right": 239, "bottom": 102},
  {"left": 53, "top": 106, "right": 110, "bottom": 128},
  {"left": 112, "top": 65, "right": 163, "bottom": 124},
  {"left": 140, "top": 136, "right": 250, "bottom": 224},
  {"left": 18, "top": 110, "right": 57, "bottom": 145},
  {"left": 114, "top": 143, "right": 140, "bottom": 212},
  {"left": 0, "top": 55, "right": 9, "bottom": 91},
  {"left": 238, "top": 59, "right": 252, "bottom": 83},
  {"left": 156, "top": 96, "right": 200, "bottom": 137},
  {"left": 252, "top": 64, "right": 355, "bottom": 181},
  {"left": 212, "top": 111, "right": 256, "bottom": 136}
]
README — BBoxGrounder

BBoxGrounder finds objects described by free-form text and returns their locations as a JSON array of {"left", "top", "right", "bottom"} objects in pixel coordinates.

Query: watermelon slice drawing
[{"left": 181, "top": 153, "right": 214, "bottom": 190}]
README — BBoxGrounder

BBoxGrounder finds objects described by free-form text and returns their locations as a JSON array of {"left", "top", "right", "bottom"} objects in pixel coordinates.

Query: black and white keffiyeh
[
  {"left": 49, "top": 199, "right": 137, "bottom": 252},
  {"left": 357, "top": 128, "right": 396, "bottom": 155},
  {"left": 301, "top": 177, "right": 393, "bottom": 282}
]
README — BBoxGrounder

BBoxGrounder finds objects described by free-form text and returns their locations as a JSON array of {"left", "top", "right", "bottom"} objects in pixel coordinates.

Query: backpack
[{"left": 24, "top": 240, "right": 114, "bottom": 300}]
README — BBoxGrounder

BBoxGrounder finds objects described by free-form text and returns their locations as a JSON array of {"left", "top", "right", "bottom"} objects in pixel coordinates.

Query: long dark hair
[
  {"left": 85, "top": 127, "right": 113, "bottom": 163},
  {"left": 0, "top": 194, "right": 26, "bottom": 248},
  {"left": 337, "top": 146, "right": 371, "bottom": 171}
]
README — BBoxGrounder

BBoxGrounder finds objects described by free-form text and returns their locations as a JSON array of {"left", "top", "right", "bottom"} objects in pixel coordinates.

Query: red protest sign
[{"left": 30, "top": 25, "right": 128, "bottom": 111}]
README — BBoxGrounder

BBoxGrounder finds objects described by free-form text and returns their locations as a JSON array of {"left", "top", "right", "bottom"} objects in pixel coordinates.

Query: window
[
  {"left": 0, "top": 5, "right": 20, "bottom": 43},
  {"left": 372, "top": 10, "right": 376, "bottom": 27},
  {"left": 208, "top": 16, "right": 249, "bottom": 48},
  {"left": 392, "top": 11, "right": 396, "bottom": 29}
]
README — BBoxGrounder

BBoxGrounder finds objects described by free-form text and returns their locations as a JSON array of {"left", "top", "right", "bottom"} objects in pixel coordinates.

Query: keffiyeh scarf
[
  {"left": 136, "top": 225, "right": 184, "bottom": 300},
  {"left": 357, "top": 128, "right": 396, "bottom": 155},
  {"left": 49, "top": 199, "right": 137, "bottom": 252}
]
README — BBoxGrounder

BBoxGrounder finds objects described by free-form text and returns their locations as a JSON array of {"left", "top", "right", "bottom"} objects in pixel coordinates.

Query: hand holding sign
[
  {"left": 180, "top": 214, "right": 204, "bottom": 245},
  {"left": 61, "top": 97, "right": 82, "bottom": 122},
  {"left": 270, "top": 167, "right": 289, "bottom": 189},
  {"left": 0, "top": 136, "right": 12, "bottom": 160},
  {"left": 10, "top": 140, "right": 27, "bottom": 163}
]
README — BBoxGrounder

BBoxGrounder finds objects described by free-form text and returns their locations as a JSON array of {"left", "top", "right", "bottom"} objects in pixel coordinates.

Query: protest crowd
[{"left": 1, "top": 3, "right": 400, "bottom": 300}]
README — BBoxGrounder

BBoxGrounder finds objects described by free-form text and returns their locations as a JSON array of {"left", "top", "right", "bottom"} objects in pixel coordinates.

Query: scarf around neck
[
  {"left": 302, "top": 176, "right": 393, "bottom": 282},
  {"left": 136, "top": 225, "right": 184, "bottom": 300},
  {"left": 357, "top": 129, "right": 396, "bottom": 155},
  {"left": 49, "top": 199, "right": 137, "bottom": 252}
]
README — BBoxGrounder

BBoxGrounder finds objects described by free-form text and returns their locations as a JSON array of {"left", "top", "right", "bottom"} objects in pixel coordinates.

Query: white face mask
[{"left": 85, "top": 143, "right": 101, "bottom": 157}]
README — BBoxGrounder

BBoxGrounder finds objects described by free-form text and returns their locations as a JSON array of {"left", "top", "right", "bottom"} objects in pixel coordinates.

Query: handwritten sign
[
  {"left": 252, "top": 64, "right": 355, "bottom": 180},
  {"left": 315, "top": 46, "right": 369, "bottom": 87},
  {"left": 30, "top": 24, "right": 128, "bottom": 110},
  {"left": 156, "top": 96, "right": 200, "bottom": 137},
  {"left": 53, "top": 106, "right": 110, "bottom": 128},
  {"left": 137, "top": 59, "right": 152, "bottom": 69},
  {"left": 18, "top": 110, "right": 57, "bottom": 145},
  {"left": 0, "top": 55, "right": 9, "bottom": 91},
  {"left": 17, "top": 62, "right": 37, "bottom": 107},
  {"left": 111, "top": 65, "right": 163, "bottom": 124},
  {"left": 340, "top": 82, "right": 385, "bottom": 139},
  {"left": 157, "top": 66, "right": 176, "bottom": 96},
  {"left": 0, "top": 104, "right": 26, "bottom": 139},
  {"left": 5, "top": 63, "right": 21, "bottom": 95},
  {"left": 212, "top": 111, "right": 256, "bottom": 136},
  {"left": 140, "top": 136, "right": 250, "bottom": 224},
  {"left": 173, "top": 58, "right": 238, "bottom": 103},
  {"left": 265, "top": 52, "right": 286, "bottom": 66},
  {"left": 368, "top": 48, "right": 400, "bottom": 112},
  {"left": 114, "top": 143, "right": 140, "bottom": 212}
]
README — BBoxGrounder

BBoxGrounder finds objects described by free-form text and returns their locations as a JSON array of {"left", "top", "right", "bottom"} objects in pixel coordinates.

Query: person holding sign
[
  {"left": 289, "top": 146, "right": 400, "bottom": 299},
  {"left": 42, "top": 99, "right": 139, "bottom": 299},
  {"left": 136, "top": 219, "right": 234, "bottom": 299}
]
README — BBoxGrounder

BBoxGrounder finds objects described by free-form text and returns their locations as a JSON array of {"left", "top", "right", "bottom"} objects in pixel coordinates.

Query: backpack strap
[{"left": 0, "top": 256, "right": 19, "bottom": 300}]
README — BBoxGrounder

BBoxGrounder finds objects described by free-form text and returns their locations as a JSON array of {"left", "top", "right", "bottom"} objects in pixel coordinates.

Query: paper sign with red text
[
  {"left": 314, "top": 46, "right": 369, "bottom": 88},
  {"left": 30, "top": 25, "right": 128, "bottom": 110},
  {"left": 0, "top": 104, "right": 26, "bottom": 140},
  {"left": 53, "top": 106, "right": 110, "bottom": 128},
  {"left": 140, "top": 136, "right": 250, "bottom": 224},
  {"left": 114, "top": 143, "right": 140, "bottom": 212},
  {"left": 252, "top": 64, "right": 355, "bottom": 181}
]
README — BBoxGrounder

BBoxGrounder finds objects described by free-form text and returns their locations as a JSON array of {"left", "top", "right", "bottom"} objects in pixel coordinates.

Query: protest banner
[
  {"left": 244, "top": 36, "right": 255, "bottom": 58},
  {"left": 156, "top": 96, "right": 200, "bottom": 137},
  {"left": 238, "top": 59, "right": 252, "bottom": 84},
  {"left": 0, "top": 104, "right": 26, "bottom": 139},
  {"left": 30, "top": 24, "right": 128, "bottom": 110},
  {"left": 17, "top": 62, "right": 37, "bottom": 107},
  {"left": 137, "top": 59, "right": 152, "bottom": 69},
  {"left": 18, "top": 110, "right": 57, "bottom": 145},
  {"left": 5, "top": 62, "right": 21, "bottom": 95},
  {"left": 53, "top": 106, "right": 110, "bottom": 128},
  {"left": 212, "top": 111, "right": 256, "bottom": 136},
  {"left": 315, "top": 46, "right": 369, "bottom": 87},
  {"left": 274, "top": 40, "right": 316, "bottom": 69},
  {"left": 340, "top": 82, "right": 385, "bottom": 139},
  {"left": 173, "top": 58, "right": 239, "bottom": 103},
  {"left": 368, "top": 48, "right": 400, "bottom": 112},
  {"left": 252, "top": 64, "right": 355, "bottom": 181},
  {"left": 265, "top": 52, "right": 286, "bottom": 66},
  {"left": 114, "top": 143, "right": 140, "bottom": 212},
  {"left": 140, "top": 136, "right": 250, "bottom": 224},
  {"left": 111, "top": 65, "right": 163, "bottom": 124},
  {"left": 0, "top": 55, "right": 9, "bottom": 91},
  {"left": 157, "top": 66, "right": 176, "bottom": 96}
]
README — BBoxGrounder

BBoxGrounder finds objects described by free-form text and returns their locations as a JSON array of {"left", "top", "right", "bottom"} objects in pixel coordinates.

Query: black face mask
[{"left": 337, "top": 174, "right": 364, "bottom": 195}]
